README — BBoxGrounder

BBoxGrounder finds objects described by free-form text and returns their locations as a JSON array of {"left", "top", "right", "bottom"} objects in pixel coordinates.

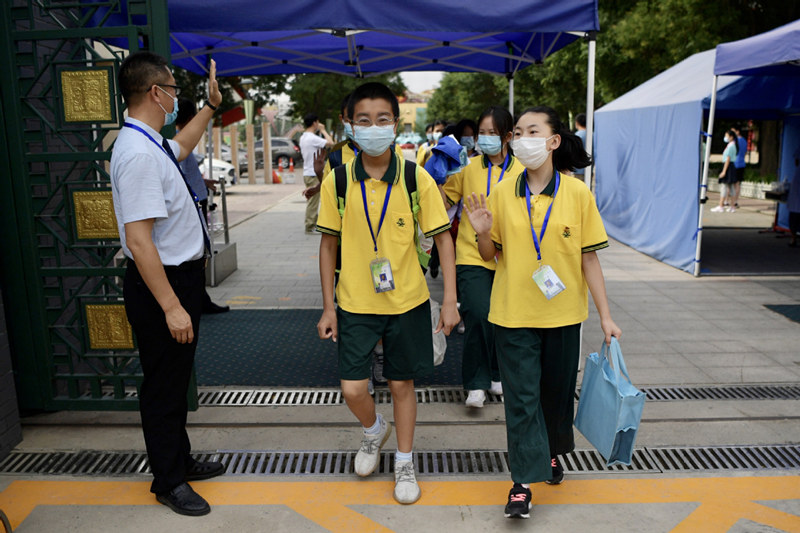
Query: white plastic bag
[{"left": 429, "top": 299, "right": 447, "bottom": 366}]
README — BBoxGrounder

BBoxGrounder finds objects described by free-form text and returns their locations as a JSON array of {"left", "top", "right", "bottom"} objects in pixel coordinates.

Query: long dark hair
[{"left": 517, "top": 106, "right": 591, "bottom": 172}]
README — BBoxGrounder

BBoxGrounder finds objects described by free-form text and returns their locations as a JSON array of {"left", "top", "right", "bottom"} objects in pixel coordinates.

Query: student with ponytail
[
  {"left": 464, "top": 106, "right": 621, "bottom": 520},
  {"left": 441, "top": 106, "right": 525, "bottom": 408}
]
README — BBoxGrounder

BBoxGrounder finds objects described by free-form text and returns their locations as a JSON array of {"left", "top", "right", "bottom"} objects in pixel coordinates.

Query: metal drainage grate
[
  {"left": 196, "top": 388, "right": 503, "bottom": 407},
  {"left": 2, "top": 446, "right": 798, "bottom": 477},
  {"left": 638, "top": 384, "right": 800, "bottom": 401}
]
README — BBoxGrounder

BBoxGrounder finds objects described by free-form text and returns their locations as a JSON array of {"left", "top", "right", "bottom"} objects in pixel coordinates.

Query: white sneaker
[
  {"left": 710, "top": 206, "right": 725, "bottom": 213},
  {"left": 354, "top": 416, "right": 392, "bottom": 477},
  {"left": 489, "top": 381, "right": 503, "bottom": 396},
  {"left": 727, "top": 206, "right": 736, "bottom": 213},
  {"left": 457, "top": 321, "right": 465, "bottom": 334},
  {"left": 393, "top": 461, "right": 421, "bottom": 504},
  {"left": 367, "top": 378, "right": 374, "bottom": 396},
  {"left": 465, "top": 389, "right": 486, "bottom": 408}
]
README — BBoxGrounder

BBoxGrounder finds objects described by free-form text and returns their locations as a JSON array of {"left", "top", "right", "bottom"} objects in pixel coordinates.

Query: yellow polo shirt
[
  {"left": 416, "top": 143, "right": 432, "bottom": 167},
  {"left": 323, "top": 142, "right": 405, "bottom": 178},
  {"left": 317, "top": 152, "right": 451, "bottom": 315},
  {"left": 487, "top": 172, "right": 609, "bottom": 328},
  {"left": 442, "top": 154, "right": 525, "bottom": 269}
]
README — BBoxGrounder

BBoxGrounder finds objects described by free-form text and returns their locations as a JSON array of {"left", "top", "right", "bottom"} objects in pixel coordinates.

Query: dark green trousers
[
  {"left": 457, "top": 265, "right": 500, "bottom": 390},
  {"left": 495, "top": 324, "right": 581, "bottom": 483}
]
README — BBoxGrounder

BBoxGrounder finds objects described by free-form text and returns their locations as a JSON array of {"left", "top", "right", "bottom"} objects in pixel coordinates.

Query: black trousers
[
  {"left": 790, "top": 211, "right": 800, "bottom": 239},
  {"left": 123, "top": 259, "right": 205, "bottom": 494}
]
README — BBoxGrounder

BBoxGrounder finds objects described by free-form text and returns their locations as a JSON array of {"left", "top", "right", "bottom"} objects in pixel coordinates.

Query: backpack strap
[
  {"left": 328, "top": 145, "right": 344, "bottom": 170},
  {"left": 400, "top": 160, "right": 431, "bottom": 269},
  {"left": 334, "top": 164, "right": 348, "bottom": 217}
]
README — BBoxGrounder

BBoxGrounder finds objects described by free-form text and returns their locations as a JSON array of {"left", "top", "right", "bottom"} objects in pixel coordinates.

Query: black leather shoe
[
  {"left": 156, "top": 482, "right": 210, "bottom": 516},
  {"left": 202, "top": 301, "right": 230, "bottom": 314},
  {"left": 186, "top": 460, "right": 225, "bottom": 481}
]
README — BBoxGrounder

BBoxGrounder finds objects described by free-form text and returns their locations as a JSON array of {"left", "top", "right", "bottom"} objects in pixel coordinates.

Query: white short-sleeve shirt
[
  {"left": 110, "top": 118, "right": 205, "bottom": 266},
  {"left": 299, "top": 131, "right": 328, "bottom": 177}
]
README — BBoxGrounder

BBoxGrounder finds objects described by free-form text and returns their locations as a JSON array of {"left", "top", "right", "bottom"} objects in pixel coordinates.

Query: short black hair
[
  {"left": 118, "top": 51, "right": 170, "bottom": 105},
  {"left": 347, "top": 82, "right": 399, "bottom": 120},
  {"left": 425, "top": 123, "right": 433, "bottom": 132},
  {"left": 303, "top": 113, "right": 318, "bottom": 128},
  {"left": 176, "top": 98, "right": 197, "bottom": 127},
  {"left": 455, "top": 118, "right": 477, "bottom": 139},
  {"left": 340, "top": 93, "right": 352, "bottom": 118},
  {"left": 575, "top": 113, "right": 586, "bottom": 128}
]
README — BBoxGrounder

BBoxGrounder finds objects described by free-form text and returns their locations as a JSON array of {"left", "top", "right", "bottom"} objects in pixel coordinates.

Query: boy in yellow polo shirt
[
  {"left": 316, "top": 82, "right": 460, "bottom": 505},
  {"left": 465, "top": 106, "right": 620, "bottom": 520}
]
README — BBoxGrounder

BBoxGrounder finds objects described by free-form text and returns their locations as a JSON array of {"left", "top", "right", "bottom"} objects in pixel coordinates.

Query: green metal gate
[{"left": 0, "top": 0, "right": 193, "bottom": 411}]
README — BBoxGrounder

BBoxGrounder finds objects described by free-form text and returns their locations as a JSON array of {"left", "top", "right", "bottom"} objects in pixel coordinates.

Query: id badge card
[
  {"left": 532, "top": 264, "right": 566, "bottom": 300},
  {"left": 370, "top": 257, "right": 395, "bottom": 293}
]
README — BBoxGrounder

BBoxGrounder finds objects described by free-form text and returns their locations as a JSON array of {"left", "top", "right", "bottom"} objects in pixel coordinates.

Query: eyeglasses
[
  {"left": 352, "top": 115, "right": 396, "bottom": 128},
  {"left": 155, "top": 84, "right": 181, "bottom": 97}
]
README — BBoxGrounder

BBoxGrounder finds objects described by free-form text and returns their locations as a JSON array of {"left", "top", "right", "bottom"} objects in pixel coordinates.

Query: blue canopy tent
[
  {"left": 594, "top": 25, "right": 800, "bottom": 275},
  {"left": 94, "top": 0, "right": 599, "bottom": 151},
  {"left": 697, "top": 19, "right": 800, "bottom": 274}
]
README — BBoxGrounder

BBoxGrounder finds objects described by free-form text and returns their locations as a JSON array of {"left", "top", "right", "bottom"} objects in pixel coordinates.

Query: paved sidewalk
[
  {"left": 2, "top": 180, "right": 799, "bottom": 533},
  {"left": 208, "top": 183, "right": 800, "bottom": 386}
]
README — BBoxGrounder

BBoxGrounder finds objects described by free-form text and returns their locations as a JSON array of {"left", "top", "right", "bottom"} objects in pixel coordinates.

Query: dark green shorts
[{"left": 337, "top": 300, "right": 434, "bottom": 381}]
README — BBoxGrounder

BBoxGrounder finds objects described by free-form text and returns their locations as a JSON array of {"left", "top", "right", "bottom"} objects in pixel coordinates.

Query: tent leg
[
  {"left": 508, "top": 76, "right": 514, "bottom": 118},
  {"left": 695, "top": 75, "right": 719, "bottom": 277},
  {"left": 585, "top": 32, "right": 596, "bottom": 190}
]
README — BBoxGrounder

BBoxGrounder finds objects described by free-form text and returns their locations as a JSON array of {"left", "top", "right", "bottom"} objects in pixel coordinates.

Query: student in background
[
  {"left": 441, "top": 106, "right": 524, "bottom": 408},
  {"left": 711, "top": 129, "right": 738, "bottom": 213},
  {"left": 299, "top": 113, "right": 334, "bottom": 233},
  {"left": 416, "top": 119, "right": 446, "bottom": 167}
]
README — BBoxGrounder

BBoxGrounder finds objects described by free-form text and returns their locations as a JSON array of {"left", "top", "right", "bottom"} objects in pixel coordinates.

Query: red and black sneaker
[
  {"left": 504, "top": 483, "right": 532, "bottom": 519},
  {"left": 545, "top": 456, "right": 564, "bottom": 485}
]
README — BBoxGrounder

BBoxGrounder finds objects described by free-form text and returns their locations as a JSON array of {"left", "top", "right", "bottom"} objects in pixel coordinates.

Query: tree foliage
[
  {"left": 425, "top": 0, "right": 800, "bottom": 124},
  {"left": 284, "top": 73, "right": 406, "bottom": 124}
]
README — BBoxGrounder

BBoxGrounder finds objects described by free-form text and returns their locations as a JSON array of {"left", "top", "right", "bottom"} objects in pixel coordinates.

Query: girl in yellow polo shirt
[
  {"left": 465, "top": 106, "right": 621, "bottom": 520},
  {"left": 441, "top": 106, "right": 524, "bottom": 408}
]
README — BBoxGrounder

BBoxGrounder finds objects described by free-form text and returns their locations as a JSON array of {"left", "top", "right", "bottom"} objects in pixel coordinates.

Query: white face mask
[{"left": 512, "top": 135, "right": 555, "bottom": 170}]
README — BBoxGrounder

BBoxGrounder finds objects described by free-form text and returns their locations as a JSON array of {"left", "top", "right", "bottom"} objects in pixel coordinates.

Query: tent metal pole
[
  {"left": 694, "top": 75, "right": 719, "bottom": 277},
  {"left": 508, "top": 76, "right": 514, "bottom": 117},
  {"left": 585, "top": 32, "right": 596, "bottom": 189}
]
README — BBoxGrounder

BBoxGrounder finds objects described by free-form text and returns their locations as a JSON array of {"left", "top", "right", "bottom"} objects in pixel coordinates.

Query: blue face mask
[
  {"left": 460, "top": 136, "right": 475, "bottom": 151},
  {"left": 157, "top": 86, "right": 178, "bottom": 126},
  {"left": 477, "top": 135, "right": 502, "bottom": 156},
  {"left": 353, "top": 124, "right": 396, "bottom": 156},
  {"left": 426, "top": 133, "right": 434, "bottom": 142},
  {"left": 343, "top": 122, "right": 354, "bottom": 141}
]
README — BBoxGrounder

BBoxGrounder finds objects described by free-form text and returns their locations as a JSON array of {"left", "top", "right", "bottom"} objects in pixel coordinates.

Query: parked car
[
  {"left": 219, "top": 144, "right": 248, "bottom": 167},
  {"left": 253, "top": 137, "right": 302, "bottom": 169},
  {"left": 196, "top": 153, "right": 237, "bottom": 185}
]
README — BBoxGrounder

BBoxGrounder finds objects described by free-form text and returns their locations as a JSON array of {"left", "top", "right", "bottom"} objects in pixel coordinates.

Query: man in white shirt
[
  {"left": 110, "top": 51, "right": 223, "bottom": 517},
  {"left": 299, "top": 113, "right": 334, "bottom": 233}
]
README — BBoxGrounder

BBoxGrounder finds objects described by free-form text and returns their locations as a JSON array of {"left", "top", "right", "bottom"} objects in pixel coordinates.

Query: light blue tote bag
[{"left": 574, "top": 338, "right": 646, "bottom": 466}]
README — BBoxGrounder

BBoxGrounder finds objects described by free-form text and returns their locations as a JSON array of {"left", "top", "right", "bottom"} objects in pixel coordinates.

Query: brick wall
[{"left": 0, "top": 288, "right": 22, "bottom": 460}]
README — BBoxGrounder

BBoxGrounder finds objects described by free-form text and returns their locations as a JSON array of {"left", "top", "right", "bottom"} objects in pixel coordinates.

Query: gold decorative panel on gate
[
  {"left": 73, "top": 190, "right": 119, "bottom": 240},
  {"left": 85, "top": 304, "right": 134, "bottom": 350},
  {"left": 60, "top": 69, "right": 113, "bottom": 123}
]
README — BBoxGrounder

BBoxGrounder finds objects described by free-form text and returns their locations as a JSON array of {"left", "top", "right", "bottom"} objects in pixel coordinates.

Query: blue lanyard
[
  {"left": 524, "top": 169, "right": 560, "bottom": 263},
  {"left": 123, "top": 122, "right": 210, "bottom": 252},
  {"left": 486, "top": 153, "right": 509, "bottom": 197},
  {"left": 123, "top": 123, "right": 201, "bottom": 204},
  {"left": 360, "top": 179, "right": 393, "bottom": 255}
]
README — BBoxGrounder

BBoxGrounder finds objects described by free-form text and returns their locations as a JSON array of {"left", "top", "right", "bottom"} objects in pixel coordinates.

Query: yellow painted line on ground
[{"left": 0, "top": 477, "right": 798, "bottom": 532}]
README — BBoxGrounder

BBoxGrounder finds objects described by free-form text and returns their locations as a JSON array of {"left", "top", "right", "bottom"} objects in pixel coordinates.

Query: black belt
[{"left": 128, "top": 257, "right": 206, "bottom": 272}]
